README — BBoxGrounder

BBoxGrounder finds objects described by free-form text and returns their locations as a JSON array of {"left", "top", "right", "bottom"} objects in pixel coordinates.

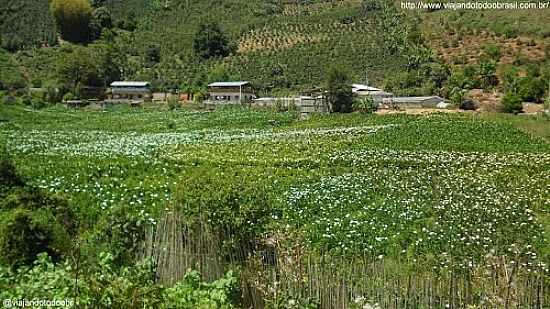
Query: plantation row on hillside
[{"left": 0, "top": 0, "right": 440, "bottom": 95}]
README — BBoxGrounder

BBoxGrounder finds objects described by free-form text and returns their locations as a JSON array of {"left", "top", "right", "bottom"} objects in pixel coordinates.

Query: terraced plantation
[{"left": 1, "top": 104, "right": 548, "bottom": 307}]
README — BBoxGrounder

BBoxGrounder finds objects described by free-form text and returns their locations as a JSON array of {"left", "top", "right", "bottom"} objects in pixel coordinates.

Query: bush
[
  {"left": 459, "top": 99, "right": 478, "bottom": 111},
  {"left": 450, "top": 87, "right": 466, "bottom": 106},
  {"left": 482, "top": 44, "right": 502, "bottom": 61},
  {"left": 167, "top": 96, "right": 180, "bottom": 110},
  {"left": 353, "top": 96, "right": 378, "bottom": 114},
  {"left": 1, "top": 95, "right": 17, "bottom": 105},
  {"left": 176, "top": 169, "right": 277, "bottom": 256},
  {"left": 517, "top": 77, "right": 546, "bottom": 102},
  {"left": 502, "top": 92, "right": 523, "bottom": 114},
  {"left": 0, "top": 152, "right": 24, "bottom": 191},
  {"left": 0, "top": 253, "right": 238, "bottom": 308},
  {"left": 63, "top": 92, "right": 75, "bottom": 102},
  {"left": 31, "top": 97, "right": 47, "bottom": 110},
  {"left": 0, "top": 208, "right": 71, "bottom": 268},
  {"left": 478, "top": 61, "right": 499, "bottom": 89},
  {"left": 21, "top": 95, "right": 32, "bottom": 106},
  {"left": 90, "top": 203, "right": 150, "bottom": 267}
]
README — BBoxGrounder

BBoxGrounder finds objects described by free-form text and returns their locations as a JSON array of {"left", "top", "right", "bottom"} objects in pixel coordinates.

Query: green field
[{"left": 1, "top": 104, "right": 549, "bottom": 307}]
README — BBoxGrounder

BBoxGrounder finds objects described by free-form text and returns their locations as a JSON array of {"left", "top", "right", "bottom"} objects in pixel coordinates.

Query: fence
[{"left": 140, "top": 212, "right": 549, "bottom": 308}]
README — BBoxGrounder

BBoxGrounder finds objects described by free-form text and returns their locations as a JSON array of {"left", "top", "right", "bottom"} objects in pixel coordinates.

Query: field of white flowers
[{"left": 1, "top": 105, "right": 549, "bottom": 307}]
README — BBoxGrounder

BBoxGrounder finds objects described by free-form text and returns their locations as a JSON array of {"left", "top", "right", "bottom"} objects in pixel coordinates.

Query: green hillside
[
  {"left": 0, "top": 0, "right": 57, "bottom": 51},
  {"left": 2, "top": 0, "right": 432, "bottom": 94},
  {"left": 1, "top": 0, "right": 548, "bottom": 98}
]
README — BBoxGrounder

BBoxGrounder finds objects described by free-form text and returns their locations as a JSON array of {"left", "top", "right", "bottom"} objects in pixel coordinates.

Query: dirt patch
[
  {"left": 467, "top": 89, "right": 502, "bottom": 112},
  {"left": 522, "top": 103, "right": 545, "bottom": 114},
  {"left": 434, "top": 31, "right": 546, "bottom": 65}
]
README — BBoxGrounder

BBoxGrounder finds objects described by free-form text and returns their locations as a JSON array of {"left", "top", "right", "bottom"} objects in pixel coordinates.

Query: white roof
[
  {"left": 352, "top": 84, "right": 382, "bottom": 92},
  {"left": 111, "top": 81, "right": 150, "bottom": 87},
  {"left": 208, "top": 81, "right": 250, "bottom": 87}
]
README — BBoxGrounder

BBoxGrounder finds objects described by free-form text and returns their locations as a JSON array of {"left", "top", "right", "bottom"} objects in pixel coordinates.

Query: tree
[
  {"left": 517, "top": 77, "right": 545, "bottom": 102},
  {"left": 502, "top": 92, "right": 523, "bottom": 114},
  {"left": 50, "top": 0, "right": 93, "bottom": 43},
  {"left": 145, "top": 45, "right": 161, "bottom": 66},
  {"left": 56, "top": 44, "right": 119, "bottom": 94},
  {"left": 193, "top": 22, "right": 235, "bottom": 60},
  {"left": 326, "top": 66, "right": 353, "bottom": 113},
  {"left": 56, "top": 47, "right": 98, "bottom": 95},
  {"left": 478, "top": 61, "right": 498, "bottom": 89},
  {"left": 89, "top": 6, "right": 112, "bottom": 40}
]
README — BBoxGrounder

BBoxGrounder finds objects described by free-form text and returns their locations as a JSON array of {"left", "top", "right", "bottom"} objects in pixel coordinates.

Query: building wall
[{"left": 209, "top": 91, "right": 255, "bottom": 102}]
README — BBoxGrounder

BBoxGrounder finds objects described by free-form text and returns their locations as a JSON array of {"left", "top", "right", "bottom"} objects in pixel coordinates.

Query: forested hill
[
  {"left": 0, "top": 0, "right": 549, "bottom": 98},
  {"left": 0, "top": 0, "right": 434, "bottom": 94}
]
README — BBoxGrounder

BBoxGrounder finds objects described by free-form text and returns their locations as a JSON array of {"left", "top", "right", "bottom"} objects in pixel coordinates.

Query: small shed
[
  {"left": 352, "top": 84, "right": 394, "bottom": 103},
  {"left": 207, "top": 81, "right": 255, "bottom": 103},
  {"left": 109, "top": 81, "right": 152, "bottom": 102}
]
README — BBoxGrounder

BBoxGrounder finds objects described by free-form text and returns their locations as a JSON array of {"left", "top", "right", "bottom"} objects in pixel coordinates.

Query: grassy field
[{"left": 1, "top": 104, "right": 549, "bottom": 307}]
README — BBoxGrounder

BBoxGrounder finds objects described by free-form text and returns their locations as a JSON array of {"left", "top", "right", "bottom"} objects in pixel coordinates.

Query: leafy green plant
[
  {"left": 0, "top": 208, "right": 71, "bottom": 268},
  {"left": 163, "top": 270, "right": 238, "bottom": 308},
  {"left": 481, "top": 43, "right": 502, "bottom": 61},
  {"left": 353, "top": 95, "right": 377, "bottom": 114},
  {"left": 502, "top": 91, "right": 523, "bottom": 114}
]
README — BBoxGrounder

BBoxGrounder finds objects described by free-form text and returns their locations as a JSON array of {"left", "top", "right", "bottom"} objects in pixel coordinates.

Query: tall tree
[
  {"left": 50, "top": 0, "right": 93, "bottom": 43},
  {"left": 56, "top": 47, "right": 98, "bottom": 95},
  {"left": 326, "top": 66, "right": 353, "bottom": 113},
  {"left": 193, "top": 22, "right": 235, "bottom": 60}
]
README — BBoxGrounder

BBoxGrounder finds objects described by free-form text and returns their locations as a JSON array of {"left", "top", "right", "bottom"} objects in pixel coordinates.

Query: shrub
[
  {"left": 517, "top": 77, "right": 546, "bottom": 102},
  {"left": 90, "top": 203, "right": 150, "bottom": 267},
  {"left": 21, "top": 95, "right": 32, "bottom": 106},
  {"left": 501, "top": 26, "right": 518, "bottom": 39},
  {"left": 176, "top": 169, "right": 277, "bottom": 256},
  {"left": 1, "top": 95, "right": 17, "bottom": 105},
  {"left": 167, "top": 96, "right": 180, "bottom": 110},
  {"left": 478, "top": 61, "right": 498, "bottom": 89},
  {"left": 502, "top": 92, "right": 523, "bottom": 114},
  {"left": 0, "top": 253, "right": 238, "bottom": 308},
  {"left": 353, "top": 96, "right": 378, "bottom": 114},
  {"left": 0, "top": 208, "right": 71, "bottom": 268},
  {"left": 0, "top": 152, "right": 24, "bottom": 191},
  {"left": 450, "top": 87, "right": 466, "bottom": 106},
  {"left": 31, "top": 97, "right": 47, "bottom": 110},
  {"left": 63, "top": 92, "right": 75, "bottom": 102},
  {"left": 164, "top": 270, "right": 239, "bottom": 308},
  {"left": 482, "top": 44, "right": 502, "bottom": 61}
]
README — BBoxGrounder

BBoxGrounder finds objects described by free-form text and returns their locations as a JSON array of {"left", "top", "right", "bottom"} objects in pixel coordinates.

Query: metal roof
[
  {"left": 352, "top": 84, "right": 382, "bottom": 92},
  {"left": 110, "top": 81, "right": 150, "bottom": 87},
  {"left": 208, "top": 81, "right": 250, "bottom": 87},
  {"left": 383, "top": 96, "right": 445, "bottom": 103}
]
